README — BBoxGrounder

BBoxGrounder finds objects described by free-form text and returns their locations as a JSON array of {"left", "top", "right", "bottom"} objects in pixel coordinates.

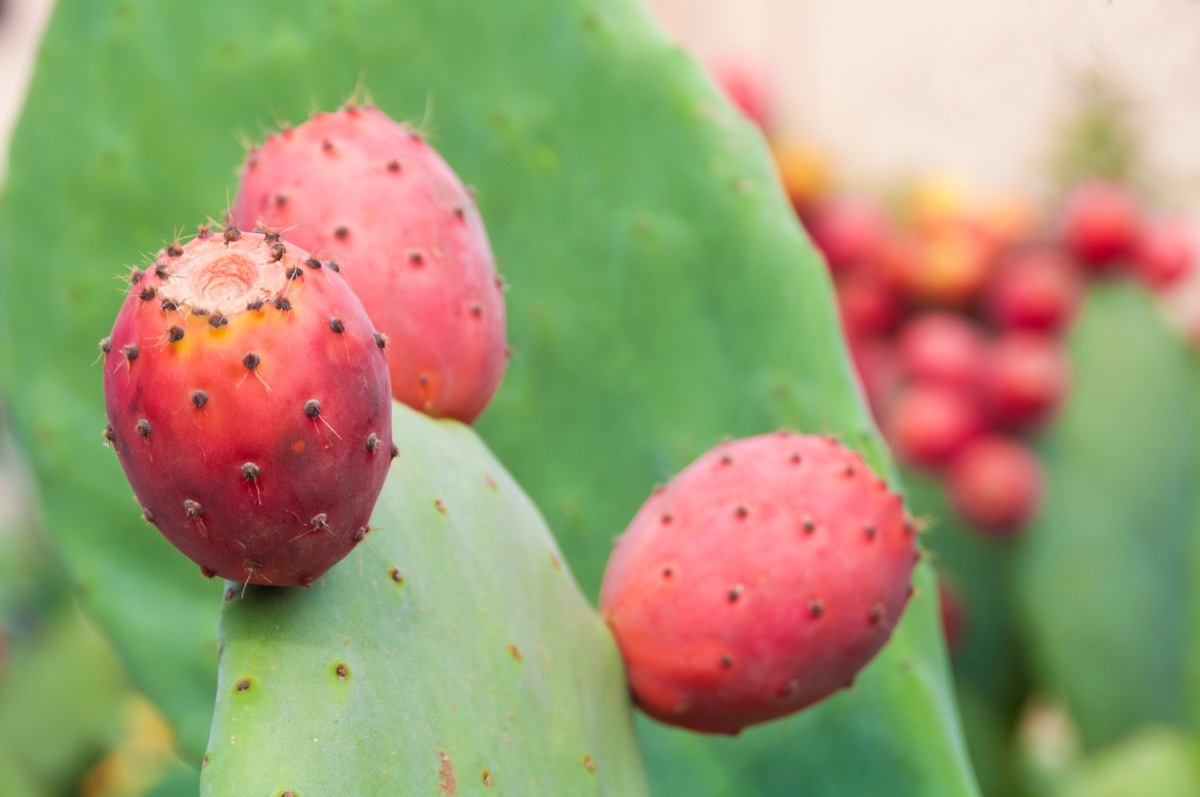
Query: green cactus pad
[
  {"left": 3, "top": 0, "right": 977, "bottom": 791},
  {"left": 1052, "top": 727, "right": 1200, "bottom": 797},
  {"left": 202, "top": 402, "right": 646, "bottom": 796},
  {"left": 1017, "top": 284, "right": 1197, "bottom": 747}
]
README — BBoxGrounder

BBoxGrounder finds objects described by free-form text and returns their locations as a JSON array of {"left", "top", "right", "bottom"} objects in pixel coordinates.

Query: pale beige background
[
  {"left": 0, "top": 0, "right": 53, "bottom": 183},
  {"left": 647, "top": 0, "right": 1200, "bottom": 207}
]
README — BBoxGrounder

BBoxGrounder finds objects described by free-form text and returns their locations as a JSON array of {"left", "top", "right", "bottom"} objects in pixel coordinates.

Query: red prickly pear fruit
[
  {"left": 835, "top": 266, "right": 902, "bottom": 340},
  {"left": 985, "top": 246, "right": 1083, "bottom": 334},
  {"left": 884, "top": 383, "right": 984, "bottom": 472},
  {"left": 983, "top": 332, "right": 1070, "bottom": 432},
  {"left": 709, "top": 59, "right": 773, "bottom": 133},
  {"left": 101, "top": 228, "right": 393, "bottom": 586},
  {"left": 231, "top": 105, "right": 507, "bottom": 424},
  {"left": 947, "top": 435, "right": 1043, "bottom": 535},
  {"left": 1058, "top": 180, "right": 1141, "bottom": 273},
  {"left": 599, "top": 432, "right": 919, "bottom": 735},
  {"left": 896, "top": 312, "right": 986, "bottom": 390},
  {"left": 1133, "top": 215, "right": 1195, "bottom": 290},
  {"left": 887, "top": 223, "right": 993, "bottom": 308},
  {"left": 770, "top": 140, "right": 831, "bottom": 219},
  {"left": 806, "top": 197, "right": 890, "bottom": 274}
]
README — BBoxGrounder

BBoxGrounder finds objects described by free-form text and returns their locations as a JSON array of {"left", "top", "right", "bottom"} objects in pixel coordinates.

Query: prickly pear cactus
[
  {"left": 203, "top": 402, "right": 646, "bottom": 795},
  {"left": 1, "top": 0, "right": 978, "bottom": 793},
  {"left": 1015, "top": 284, "right": 1199, "bottom": 746}
]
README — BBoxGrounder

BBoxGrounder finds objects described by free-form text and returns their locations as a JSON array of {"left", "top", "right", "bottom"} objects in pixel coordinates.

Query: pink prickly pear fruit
[
  {"left": 985, "top": 246, "right": 1083, "bottom": 334},
  {"left": 835, "top": 266, "right": 902, "bottom": 340},
  {"left": 983, "top": 332, "right": 1071, "bottom": 432},
  {"left": 1133, "top": 215, "right": 1195, "bottom": 290},
  {"left": 884, "top": 383, "right": 984, "bottom": 473},
  {"left": 1058, "top": 180, "right": 1141, "bottom": 273},
  {"left": 709, "top": 59, "right": 773, "bottom": 133},
  {"left": 947, "top": 435, "right": 1043, "bottom": 535},
  {"left": 599, "top": 432, "right": 919, "bottom": 735},
  {"left": 896, "top": 312, "right": 986, "bottom": 390},
  {"left": 887, "top": 222, "right": 993, "bottom": 308},
  {"left": 231, "top": 104, "right": 507, "bottom": 424},
  {"left": 806, "top": 197, "right": 891, "bottom": 274},
  {"left": 101, "top": 227, "right": 394, "bottom": 586}
]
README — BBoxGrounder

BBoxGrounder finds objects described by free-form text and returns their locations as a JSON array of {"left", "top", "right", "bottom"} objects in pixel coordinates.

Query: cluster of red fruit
[
  {"left": 792, "top": 175, "right": 1194, "bottom": 537},
  {"left": 711, "top": 60, "right": 1194, "bottom": 539}
]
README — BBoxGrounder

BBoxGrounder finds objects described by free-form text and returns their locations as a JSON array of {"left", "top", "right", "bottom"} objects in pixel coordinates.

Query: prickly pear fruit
[
  {"left": 101, "top": 227, "right": 393, "bottom": 586},
  {"left": 897, "top": 312, "right": 986, "bottom": 390},
  {"left": 983, "top": 332, "right": 1071, "bottom": 432},
  {"left": 230, "top": 104, "right": 507, "bottom": 423},
  {"left": 947, "top": 435, "right": 1042, "bottom": 535},
  {"left": 807, "top": 196, "right": 890, "bottom": 274},
  {"left": 1133, "top": 215, "right": 1195, "bottom": 289},
  {"left": 986, "top": 246, "right": 1083, "bottom": 333},
  {"left": 599, "top": 432, "right": 919, "bottom": 735},
  {"left": 885, "top": 382, "right": 984, "bottom": 472},
  {"left": 1059, "top": 180, "right": 1141, "bottom": 273}
]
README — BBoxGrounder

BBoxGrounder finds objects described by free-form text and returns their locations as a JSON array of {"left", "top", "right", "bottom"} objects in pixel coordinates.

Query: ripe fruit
[
  {"left": 947, "top": 435, "right": 1043, "bottom": 534},
  {"left": 770, "top": 140, "right": 832, "bottom": 219},
  {"left": 986, "top": 247, "right": 1083, "bottom": 334},
  {"left": 836, "top": 267, "right": 902, "bottom": 340},
  {"left": 102, "top": 227, "right": 394, "bottom": 585},
  {"left": 709, "top": 59, "right": 773, "bottom": 132},
  {"left": 1059, "top": 180, "right": 1141, "bottom": 272},
  {"left": 885, "top": 383, "right": 983, "bottom": 472},
  {"left": 896, "top": 312, "right": 986, "bottom": 390},
  {"left": 231, "top": 104, "right": 508, "bottom": 423},
  {"left": 600, "top": 432, "right": 918, "bottom": 735},
  {"left": 806, "top": 197, "right": 890, "bottom": 274},
  {"left": 883, "top": 223, "right": 993, "bottom": 308},
  {"left": 1133, "top": 215, "right": 1195, "bottom": 289},
  {"left": 984, "top": 332, "right": 1070, "bottom": 432}
]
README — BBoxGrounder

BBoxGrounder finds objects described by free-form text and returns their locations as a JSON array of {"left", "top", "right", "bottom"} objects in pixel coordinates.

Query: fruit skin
[
  {"left": 896, "top": 312, "right": 986, "bottom": 390},
  {"left": 886, "top": 222, "right": 993, "bottom": 308},
  {"left": 806, "top": 197, "right": 890, "bottom": 274},
  {"left": 599, "top": 432, "right": 918, "bottom": 735},
  {"left": 947, "top": 435, "right": 1043, "bottom": 535},
  {"left": 984, "top": 332, "right": 1071, "bottom": 432},
  {"left": 885, "top": 383, "right": 984, "bottom": 472},
  {"left": 709, "top": 59, "right": 773, "bottom": 132},
  {"left": 102, "top": 228, "right": 393, "bottom": 585},
  {"left": 836, "top": 267, "right": 902, "bottom": 341},
  {"left": 1059, "top": 180, "right": 1141, "bottom": 272},
  {"left": 771, "top": 140, "right": 831, "bottom": 219},
  {"left": 1133, "top": 215, "right": 1195, "bottom": 289},
  {"left": 986, "top": 246, "right": 1083, "bottom": 334},
  {"left": 231, "top": 104, "right": 507, "bottom": 424}
]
